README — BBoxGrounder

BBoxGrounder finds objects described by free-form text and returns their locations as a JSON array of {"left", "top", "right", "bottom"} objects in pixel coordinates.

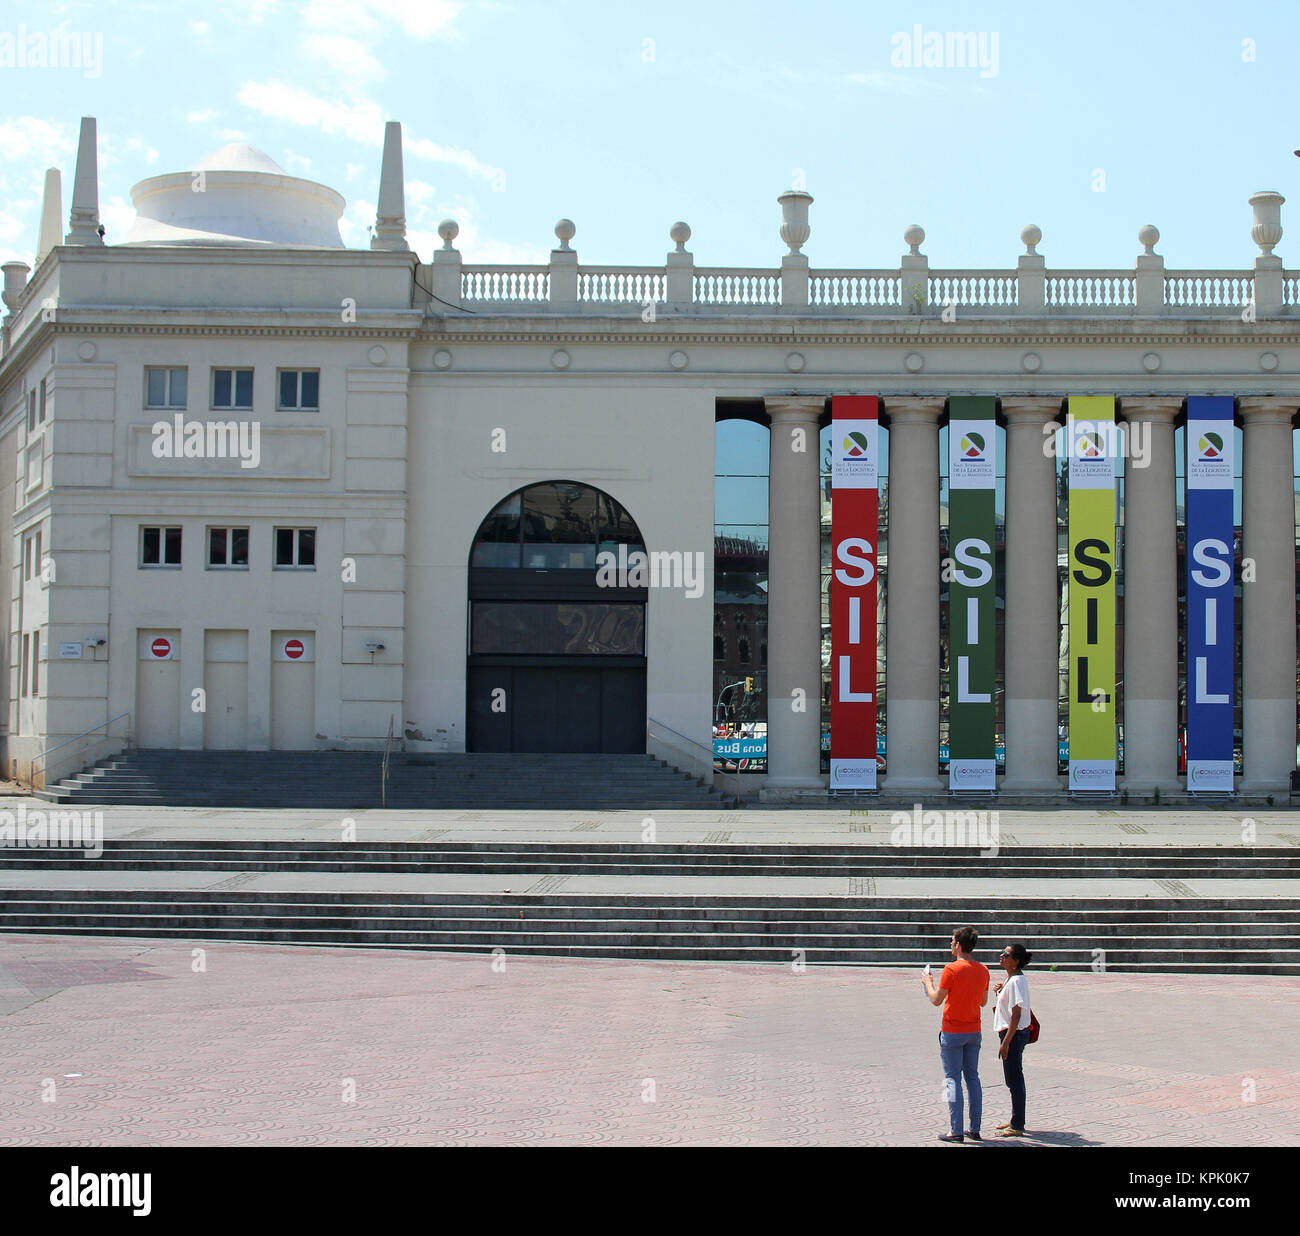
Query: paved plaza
[{"left": 1, "top": 931, "right": 1297, "bottom": 1147}]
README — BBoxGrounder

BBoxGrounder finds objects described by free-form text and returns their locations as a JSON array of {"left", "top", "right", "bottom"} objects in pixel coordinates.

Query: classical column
[
  {"left": 1238, "top": 397, "right": 1297, "bottom": 793},
  {"left": 1119, "top": 397, "right": 1181, "bottom": 794},
  {"left": 764, "top": 396, "right": 825, "bottom": 788},
  {"left": 883, "top": 396, "right": 944, "bottom": 792},
  {"left": 1000, "top": 398, "right": 1063, "bottom": 791}
]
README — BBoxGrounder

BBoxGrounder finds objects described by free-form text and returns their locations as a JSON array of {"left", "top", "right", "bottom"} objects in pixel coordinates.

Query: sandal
[{"left": 997, "top": 1127, "right": 1025, "bottom": 1137}]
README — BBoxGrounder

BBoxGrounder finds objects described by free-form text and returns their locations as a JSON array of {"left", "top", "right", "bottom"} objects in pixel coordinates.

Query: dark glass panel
[{"left": 471, "top": 602, "right": 645, "bottom": 655}]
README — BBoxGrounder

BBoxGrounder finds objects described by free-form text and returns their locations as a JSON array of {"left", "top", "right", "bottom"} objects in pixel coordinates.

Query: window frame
[
  {"left": 211, "top": 367, "right": 254, "bottom": 411},
  {"left": 140, "top": 524, "right": 183, "bottom": 569},
  {"left": 273, "top": 526, "right": 317, "bottom": 570},
  {"left": 206, "top": 526, "right": 251, "bottom": 570},
  {"left": 144, "top": 366, "right": 188, "bottom": 410},
  {"left": 277, "top": 368, "right": 321, "bottom": 412}
]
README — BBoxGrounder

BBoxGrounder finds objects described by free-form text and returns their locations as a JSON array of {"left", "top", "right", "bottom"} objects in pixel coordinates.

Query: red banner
[{"left": 830, "top": 396, "right": 880, "bottom": 789}]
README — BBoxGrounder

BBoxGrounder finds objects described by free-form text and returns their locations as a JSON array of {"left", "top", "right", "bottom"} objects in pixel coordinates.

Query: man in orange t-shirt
[{"left": 921, "top": 926, "right": 990, "bottom": 1143}]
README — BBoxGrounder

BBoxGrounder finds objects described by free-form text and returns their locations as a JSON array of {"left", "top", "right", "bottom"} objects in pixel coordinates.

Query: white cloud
[
  {"left": 843, "top": 70, "right": 955, "bottom": 99},
  {"left": 187, "top": 108, "right": 219, "bottom": 125},
  {"left": 237, "top": 79, "right": 385, "bottom": 144},
  {"left": 406, "top": 136, "right": 502, "bottom": 183},
  {"left": 299, "top": 0, "right": 463, "bottom": 40},
  {"left": 100, "top": 195, "right": 136, "bottom": 244},
  {"left": 191, "top": 19, "right": 211, "bottom": 36},
  {"left": 301, "top": 33, "right": 385, "bottom": 85},
  {"left": 369, "top": 0, "right": 463, "bottom": 39},
  {"left": 0, "top": 210, "right": 29, "bottom": 249},
  {"left": 0, "top": 117, "right": 75, "bottom": 163},
  {"left": 284, "top": 150, "right": 312, "bottom": 172},
  {"left": 219, "top": 129, "right": 249, "bottom": 142}
]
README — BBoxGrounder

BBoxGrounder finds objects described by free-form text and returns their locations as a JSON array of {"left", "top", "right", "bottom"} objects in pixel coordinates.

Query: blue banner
[{"left": 1185, "top": 396, "right": 1235, "bottom": 792}]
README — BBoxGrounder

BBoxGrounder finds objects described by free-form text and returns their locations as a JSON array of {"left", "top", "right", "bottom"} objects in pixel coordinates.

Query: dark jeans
[{"left": 999, "top": 1026, "right": 1031, "bottom": 1129}]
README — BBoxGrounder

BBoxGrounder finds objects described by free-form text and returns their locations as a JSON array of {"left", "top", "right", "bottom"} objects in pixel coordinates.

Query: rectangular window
[
  {"left": 207, "top": 526, "right": 250, "bottom": 568},
  {"left": 21, "top": 633, "right": 29, "bottom": 697},
  {"left": 38, "top": 378, "right": 46, "bottom": 424},
  {"left": 278, "top": 369, "right": 320, "bottom": 411},
  {"left": 212, "top": 368, "right": 254, "bottom": 410},
  {"left": 31, "top": 631, "right": 39, "bottom": 696},
  {"left": 141, "top": 525, "right": 183, "bottom": 567},
  {"left": 274, "top": 527, "right": 316, "bottom": 569},
  {"left": 27, "top": 390, "right": 36, "bottom": 433},
  {"left": 145, "top": 367, "right": 187, "bottom": 409}
]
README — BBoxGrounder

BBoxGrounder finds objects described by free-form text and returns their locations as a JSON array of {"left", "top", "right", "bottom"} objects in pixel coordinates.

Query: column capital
[
  {"left": 1000, "top": 396, "right": 1063, "bottom": 425},
  {"left": 1120, "top": 395, "right": 1182, "bottom": 423},
  {"left": 1237, "top": 395, "right": 1297, "bottom": 424},
  {"left": 883, "top": 395, "right": 945, "bottom": 423},
  {"left": 764, "top": 394, "right": 825, "bottom": 422}
]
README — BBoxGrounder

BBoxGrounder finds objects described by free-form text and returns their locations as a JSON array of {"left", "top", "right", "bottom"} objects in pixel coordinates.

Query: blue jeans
[
  {"left": 939, "top": 1031, "right": 982, "bottom": 1136},
  {"left": 999, "top": 1027, "right": 1031, "bottom": 1129}
]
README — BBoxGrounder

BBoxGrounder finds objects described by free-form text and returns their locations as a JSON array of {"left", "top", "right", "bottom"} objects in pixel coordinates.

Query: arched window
[{"left": 470, "top": 481, "right": 644, "bottom": 569}]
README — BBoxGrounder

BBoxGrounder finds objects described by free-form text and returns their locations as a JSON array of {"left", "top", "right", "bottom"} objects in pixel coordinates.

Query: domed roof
[
  {"left": 123, "top": 144, "right": 345, "bottom": 248},
  {"left": 193, "top": 143, "right": 288, "bottom": 175}
]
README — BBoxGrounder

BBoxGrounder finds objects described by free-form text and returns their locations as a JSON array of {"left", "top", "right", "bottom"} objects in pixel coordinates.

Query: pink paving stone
[{"left": 0, "top": 932, "right": 1298, "bottom": 1146}]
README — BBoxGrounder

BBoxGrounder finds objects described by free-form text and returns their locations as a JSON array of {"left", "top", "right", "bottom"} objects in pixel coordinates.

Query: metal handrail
[
  {"left": 381, "top": 715, "right": 395, "bottom": 807},
  {"left": 31, "top": 711, "right": 132, "bottom": 786},
  {"left": 647, "top": 715, "right": 741, "bottom": 807}
]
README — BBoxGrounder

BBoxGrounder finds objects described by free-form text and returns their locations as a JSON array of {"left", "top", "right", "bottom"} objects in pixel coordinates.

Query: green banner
[{"left": 946, "top": 396, "right": 997, "bottom": 790}]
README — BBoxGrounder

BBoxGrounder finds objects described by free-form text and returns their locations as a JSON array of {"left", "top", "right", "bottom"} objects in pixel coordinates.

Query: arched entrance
[{"left": 466, "top": 481, "right": 648, "bottom": 753}]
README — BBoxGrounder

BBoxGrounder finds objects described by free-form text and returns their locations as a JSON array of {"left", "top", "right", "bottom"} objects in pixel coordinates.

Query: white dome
[
  {"left": 123, "top": 144, "right": 346, "bottom": 248},
  {"left": 193, "top": 143, "right": 288, "bottom": 175}
]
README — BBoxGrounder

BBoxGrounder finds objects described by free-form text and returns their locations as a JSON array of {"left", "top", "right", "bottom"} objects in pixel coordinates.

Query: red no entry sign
[
  {"left": 284, "top": 638, "right": 305, "bottom": 660},
  {"left": 150, "top": 637, "right": 171, "bottom": 659}
]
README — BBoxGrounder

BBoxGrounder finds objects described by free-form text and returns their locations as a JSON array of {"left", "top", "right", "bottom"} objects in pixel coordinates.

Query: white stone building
[{"left": 1, "top": 116, "right": 1296, "bottom": 801}]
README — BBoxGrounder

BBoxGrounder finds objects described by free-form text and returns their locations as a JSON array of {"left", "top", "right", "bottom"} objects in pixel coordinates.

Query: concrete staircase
[
  {"left": 2, "top": 840, "right": 1297, "bottom": 972},
  {"left": 32, "top": 750, "right": 730, "bottom": 810},
  {"left": 1, "top": 840, "right": 1296, "bottom": 881},
  {"left": 1, "top": 887, "right": 1296, "bottom": 972}
]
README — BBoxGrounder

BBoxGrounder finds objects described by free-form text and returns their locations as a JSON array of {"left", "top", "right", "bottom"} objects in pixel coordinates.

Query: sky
[{"left": 2, "top": 0, "right": 1299, "bottom": 272}]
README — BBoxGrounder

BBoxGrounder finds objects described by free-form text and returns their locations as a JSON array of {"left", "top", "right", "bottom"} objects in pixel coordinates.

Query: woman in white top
[{"left": 991, "top": 942, "right": 1032, "bottom": 1136}]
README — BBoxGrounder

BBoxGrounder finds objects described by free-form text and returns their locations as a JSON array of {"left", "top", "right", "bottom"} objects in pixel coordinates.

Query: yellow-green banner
[{"left": 1066, "top": 396, "right": 1117, "bottom": 790}]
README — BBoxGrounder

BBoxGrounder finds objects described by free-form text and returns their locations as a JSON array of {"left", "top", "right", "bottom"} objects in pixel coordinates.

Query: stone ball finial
[
  {"left": 1020, "top": 224, "right": 1042, "bottom": 255},
  {"left": 437, "top": 218, "right": 459, "bottom": 250},
  {"left": 670, "top": 221, "right": 691, "bottom": 252},
  {"left": 903, "top": 224, "right": 925, "bottom": 256},
  {"left": 554, "top": 218, "right": 576, "bottom": 250},
  {"left": 1138, "top": 224, "right": 1159, "bottom": 255}
]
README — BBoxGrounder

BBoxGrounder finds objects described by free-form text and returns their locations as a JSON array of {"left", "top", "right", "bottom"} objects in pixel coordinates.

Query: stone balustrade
[{"left": 429, "top": 190, "right": 1293, "bottom": 318}]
